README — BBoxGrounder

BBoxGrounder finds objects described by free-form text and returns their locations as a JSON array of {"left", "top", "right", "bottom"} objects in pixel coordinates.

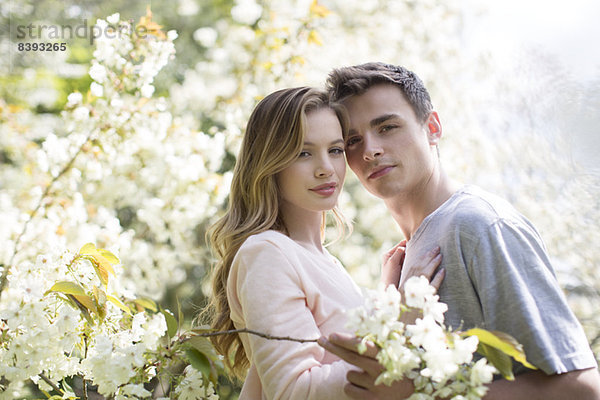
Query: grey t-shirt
[{"left": 403, "top": 185, "right": 597, "bottom": 375}]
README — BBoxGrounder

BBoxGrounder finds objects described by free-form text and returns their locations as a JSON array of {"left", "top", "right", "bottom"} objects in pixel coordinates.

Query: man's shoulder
[{"left": 441, "top": 185, "right": 527, "bottom": 234}]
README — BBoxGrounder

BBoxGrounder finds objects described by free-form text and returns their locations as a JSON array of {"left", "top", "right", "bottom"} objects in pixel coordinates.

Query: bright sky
[{"left": 463, "top": 0, "right": 600, "bottom": 170}]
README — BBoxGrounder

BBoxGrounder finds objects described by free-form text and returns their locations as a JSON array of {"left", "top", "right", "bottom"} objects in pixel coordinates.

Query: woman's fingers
[
  {"left": 318, "top": 333, "right": 382, "bottom": 376},
  {"left": 382, "top": 240, "right": 406, "bottom": 265},
  {"left": 399, "top": 246, "right": 444, "bottom": 291},
  {"left": 381, "top": 245, "right": 405, "bottom": 287}
]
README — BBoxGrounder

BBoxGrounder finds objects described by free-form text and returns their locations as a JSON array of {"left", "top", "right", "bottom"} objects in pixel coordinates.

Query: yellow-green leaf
[
  {"left": 107, "top": 295, "right": 132, "bottom": 315},
  {"left": 99, "top": 249, "right": 119, "bottom": 264},
  {"left": 46, "top": 281, "right": 86, "bottom": 297},
  {"left": 71, "top": 293, "right": 97, "bottom": 314},
  {"left": 307, "top": 30, "right": 323, "bottom": 46},
  {"left": 92, "top": 286, "right": 107, "bottom": 307},
  {"left": 310, "top": 0, "right": 331, "bottom": 18},
  {"left": 134, "top": 297, "right": 158, "bottom": 312},
  {"left": 464, "top": 328, "right": 537, "bottom": 370},
  {"left": 79, "top": 243, "right": 98, "bottom": 255}
]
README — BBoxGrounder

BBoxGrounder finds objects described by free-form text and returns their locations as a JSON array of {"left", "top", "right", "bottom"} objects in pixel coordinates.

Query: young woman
[{"left": 206, "top": 87, "right": 441, "bottom": 399}]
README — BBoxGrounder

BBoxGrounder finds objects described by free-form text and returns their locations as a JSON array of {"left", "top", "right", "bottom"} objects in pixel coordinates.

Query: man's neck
[{"left": 385, "top": 170, "right": 459, "bottom": 240}]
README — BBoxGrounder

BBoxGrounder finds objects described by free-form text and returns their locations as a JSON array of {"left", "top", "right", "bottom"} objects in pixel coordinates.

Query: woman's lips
[{"left": 310, "top": 182, "right": 337, "bottom": 196}]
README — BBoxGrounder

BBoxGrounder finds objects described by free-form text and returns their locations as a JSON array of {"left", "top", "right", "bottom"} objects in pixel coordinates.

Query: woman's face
[{"left": 277, "top": 108, "right": 346, "bottom": 215}]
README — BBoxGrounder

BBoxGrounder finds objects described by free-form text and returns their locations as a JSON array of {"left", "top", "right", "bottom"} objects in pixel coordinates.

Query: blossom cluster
[
  {"left": 1, "top": 11, "right": 229, "bottom": 301},
  {"left": 1, "top": 10, "right": 226, "bottom": 399},
  {"left": 0, "top": 245, "right": 164, "bottom": 398},
  {"left": 347, "top": 277, "right": 498, "bottom": 400},
  {"left": 0, "top": 243, "right": 219, "bottom": 399}
]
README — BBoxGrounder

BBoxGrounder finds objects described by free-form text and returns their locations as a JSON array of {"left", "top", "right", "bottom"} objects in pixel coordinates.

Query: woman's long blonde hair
[{"left": 205, "top": 87, "right": 349, "bottom": 378}]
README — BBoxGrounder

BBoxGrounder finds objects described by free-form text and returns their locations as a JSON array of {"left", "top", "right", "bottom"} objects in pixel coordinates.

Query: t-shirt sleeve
[
  {"left": 228, "top": 237, "right": 353, "bottom": 400},
  {"left": 468, "top": 218, "right": 597, "bottom": 375}
]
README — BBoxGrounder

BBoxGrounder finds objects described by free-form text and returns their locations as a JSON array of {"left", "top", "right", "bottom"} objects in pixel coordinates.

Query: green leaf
[
  {"left": 46, "top": 281, "right": 86, "bottom": 297},
  {"left": 187, "top": 335, "right": 220, "bottom": 361},
  {"left": 477, "top": 342, "right": 515, "bottom": 380},
  {"left": 191, "top": 324, "right": 216, "bottom": 334},
  {"left": 177, "top": 297, "right": 184, "bottom": 331},
  {"left": 161, "top": 308, "right": 178, "bottom": 338},
  {"left": 464, "top": 328, "right": 537, "bottom": 370},
  {"left": 186, "top": 348, "right": 212, "bottom": 380}
]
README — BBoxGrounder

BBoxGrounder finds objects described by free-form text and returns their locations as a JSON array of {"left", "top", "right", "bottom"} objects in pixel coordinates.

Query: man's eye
[
  {"left": 380, "top": 125, "right": 397, "bottom": 133},
  {"left": 346, "top": 137, "right": 361, "bottom": 147}
]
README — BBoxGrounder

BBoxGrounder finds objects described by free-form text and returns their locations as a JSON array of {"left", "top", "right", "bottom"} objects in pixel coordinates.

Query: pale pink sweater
[{"left": 227, "top": 230, "right": 364, "bottom": 399}]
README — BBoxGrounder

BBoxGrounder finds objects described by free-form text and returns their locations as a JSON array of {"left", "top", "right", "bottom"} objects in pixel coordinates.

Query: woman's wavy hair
[{"left": 204, "top": 87, "right": 350, "bottom": 379}]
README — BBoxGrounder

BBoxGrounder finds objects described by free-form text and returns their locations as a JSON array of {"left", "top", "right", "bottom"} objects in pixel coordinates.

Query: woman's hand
[
  {"left": 397, "top": 246, "right": 444, "bottom": 324},
  {"left": 318, "top": 333, "right": 414, "bottom": 400},
  {"left": 398, "top": 246, "right": 444, "bottom": 294},
  {"left": 380, "top": 240, "right": 407, "bottom": 288}
]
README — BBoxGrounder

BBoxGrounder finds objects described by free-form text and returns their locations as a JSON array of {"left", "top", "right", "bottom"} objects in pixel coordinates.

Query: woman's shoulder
[
  {"left": 237, "top": 230, "right": 297, "bottom": 257},
  {"left": 242, "top": 230, "right": 291, "bottom": 247}
]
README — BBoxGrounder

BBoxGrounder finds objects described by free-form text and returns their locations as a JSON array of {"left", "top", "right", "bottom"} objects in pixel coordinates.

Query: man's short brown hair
[{"left": 326, "top": 62, "right": 433, "bottom": 123}]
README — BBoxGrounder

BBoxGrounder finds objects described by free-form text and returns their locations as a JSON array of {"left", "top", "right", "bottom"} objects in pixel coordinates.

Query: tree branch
[
  {"left": 0, "top": 129, "right": 96, "bottom": 298},
  {"left": 190, "top": 328, "right": 318, "bottom": 343},
  {"left": 37, "top": 373, "right": 63, "bottom": 394}
]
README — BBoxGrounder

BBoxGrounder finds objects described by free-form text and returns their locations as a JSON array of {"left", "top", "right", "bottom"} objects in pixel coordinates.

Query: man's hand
[{"left": 318, "top": 333, "right": 414, "bottom": 400}]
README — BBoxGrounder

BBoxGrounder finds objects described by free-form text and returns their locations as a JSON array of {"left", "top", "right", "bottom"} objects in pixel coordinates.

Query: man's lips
[
  {"left": 310, "top": 182, "right": 337, "bottom": 196},
  {"left": 368, "top": 165, "right": 394, "bottom": 179}
]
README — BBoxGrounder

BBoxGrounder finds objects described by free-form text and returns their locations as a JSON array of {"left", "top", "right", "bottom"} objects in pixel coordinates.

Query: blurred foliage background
[{"left": 2, "top": 0, "right": 599, "bottom": 397}]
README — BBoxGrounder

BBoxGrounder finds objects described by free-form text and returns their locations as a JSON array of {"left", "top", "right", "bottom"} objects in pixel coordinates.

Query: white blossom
[{"left": 231, "top": 0, "right": 262, "bottom": 25}]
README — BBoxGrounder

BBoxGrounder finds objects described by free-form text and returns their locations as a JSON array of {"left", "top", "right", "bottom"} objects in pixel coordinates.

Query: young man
[{"left": 318, "top": 62, "right": 600, "bottom": 399}]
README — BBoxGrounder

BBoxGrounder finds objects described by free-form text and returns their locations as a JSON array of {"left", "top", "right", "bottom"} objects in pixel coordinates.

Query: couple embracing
[{"left": 204, "top": 63, "right": 600, "bottom": 399}]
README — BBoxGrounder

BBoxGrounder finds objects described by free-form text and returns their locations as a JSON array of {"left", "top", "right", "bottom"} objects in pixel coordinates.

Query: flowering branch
[
  {"left": 0, "top": 129, "right": 96, "bottom": 298},
  {"left": 188, "top": 328, "right": 318, "bottom": 343}
]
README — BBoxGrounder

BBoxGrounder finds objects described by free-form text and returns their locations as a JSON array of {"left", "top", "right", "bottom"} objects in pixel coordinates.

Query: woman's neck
[{"left": 279, "top": 202, "right": 325, "bottom": 254}]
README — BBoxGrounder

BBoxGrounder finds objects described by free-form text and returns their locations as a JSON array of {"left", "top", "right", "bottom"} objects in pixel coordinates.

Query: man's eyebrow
[
  {"left": 347, "top": 113, "right": 404, "bottom": 136},
  {"left": 370, "top": 113, "right": 402, "bottom": 127}
]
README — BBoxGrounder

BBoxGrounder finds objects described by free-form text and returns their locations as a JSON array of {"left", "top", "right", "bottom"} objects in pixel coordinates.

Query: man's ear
[{"left": 425, "top": 111, "right": 442, "bottom": 145}]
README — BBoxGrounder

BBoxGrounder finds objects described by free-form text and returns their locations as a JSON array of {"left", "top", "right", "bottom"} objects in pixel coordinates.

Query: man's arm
[
  {"left": 485, "top": 368, "right": 600, "bottom": 400},
  {"left": 319, "top": 333, "right": 600, "bottom": 400}
]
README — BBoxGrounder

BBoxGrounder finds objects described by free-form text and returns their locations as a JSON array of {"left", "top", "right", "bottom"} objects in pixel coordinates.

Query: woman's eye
[
  {"left": 330, "top": 147, "right": 344, "bottom": 155},
  {"left": 298, "top": 151, "right": 310, "bottom": 158}
]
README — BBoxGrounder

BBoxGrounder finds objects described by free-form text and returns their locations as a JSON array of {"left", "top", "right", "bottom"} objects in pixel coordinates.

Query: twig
[
  {"left": 189, "top": 328, "right": 318, "bottom": 343},
  {"left": 0, "top": 129, "right": 96, "bottom": 298},
  {"left": 37, "top": 373, "right": 63, "bottom": 394}
]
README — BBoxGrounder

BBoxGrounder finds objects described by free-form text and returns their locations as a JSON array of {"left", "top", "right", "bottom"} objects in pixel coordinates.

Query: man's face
[{"left": 343, "top": 83, "right": 441, "bottom": 200}]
